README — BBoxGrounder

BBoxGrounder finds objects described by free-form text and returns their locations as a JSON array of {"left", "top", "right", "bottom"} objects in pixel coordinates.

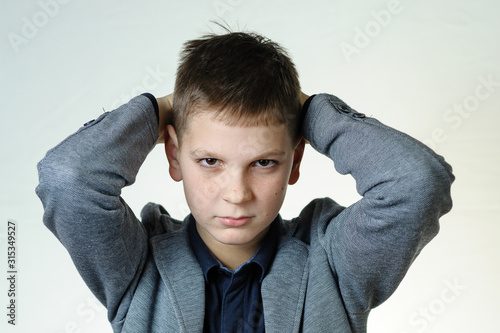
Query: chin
[{"left": 215, "top": 230, "right": 261, "bottom": 246}]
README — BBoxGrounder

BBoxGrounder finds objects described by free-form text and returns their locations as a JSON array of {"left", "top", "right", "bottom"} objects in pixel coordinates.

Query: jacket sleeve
[
  {"left": 302, "top": 94, "right": 454, "bottom": 314},
  {"left": 35, "top": 95, "right": 158, "bottom": 323}
]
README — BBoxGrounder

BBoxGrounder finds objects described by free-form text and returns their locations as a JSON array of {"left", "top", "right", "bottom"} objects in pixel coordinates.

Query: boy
[{"left": 36, "top": 31, "right": 454, "bottom": 332}]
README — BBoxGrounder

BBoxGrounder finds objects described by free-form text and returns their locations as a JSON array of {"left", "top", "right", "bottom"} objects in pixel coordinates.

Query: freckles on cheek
[
  {"left": 275, "top": 187, "right": 285, "bottom": 196},
  {"left": 200, "top": 174, "right": 221, "bottom": 198},
  {"left": 187, "top": 177, "right": 219, "bottom": 209},
  {"left": 200, "top": 183, "right": 217, "bottom": 201},
  {"left": 262, "top": 176, "right": 286, "bottom": 200}
]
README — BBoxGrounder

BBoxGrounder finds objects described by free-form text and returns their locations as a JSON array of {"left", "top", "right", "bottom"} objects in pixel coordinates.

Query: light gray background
[{"left": 1, "top": 0, "right": 499, "bottom": 332}]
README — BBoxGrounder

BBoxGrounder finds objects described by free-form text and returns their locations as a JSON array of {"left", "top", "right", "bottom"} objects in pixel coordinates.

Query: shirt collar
[{"left": 187, "top": 214, "right": 280, "bottom": 283}]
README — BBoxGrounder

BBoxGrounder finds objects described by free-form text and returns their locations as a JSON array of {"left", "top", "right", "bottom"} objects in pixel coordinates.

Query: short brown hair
[{"left": 173, "top": 31, "right": 302, "bottom": 143}]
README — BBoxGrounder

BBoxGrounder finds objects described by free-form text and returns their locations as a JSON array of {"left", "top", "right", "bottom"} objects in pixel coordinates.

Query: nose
[{"left": 221, "top": 172, "right": 252, "bottom": 204}]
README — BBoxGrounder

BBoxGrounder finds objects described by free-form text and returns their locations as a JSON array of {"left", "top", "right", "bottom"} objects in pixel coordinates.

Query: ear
[
  {"left": 164, "top": 125, "right": 183, "bottom": 182},
  {"left": 288, "top": 137, "right": 306, "bottom": 185}
]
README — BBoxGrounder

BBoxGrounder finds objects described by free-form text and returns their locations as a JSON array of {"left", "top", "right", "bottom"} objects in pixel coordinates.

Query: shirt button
[
  {"left": 352, "top": 112, "right": 366, "bottom": 118},
  {"left": 83, "top": 119, "right": 95, "bottom": 126}
]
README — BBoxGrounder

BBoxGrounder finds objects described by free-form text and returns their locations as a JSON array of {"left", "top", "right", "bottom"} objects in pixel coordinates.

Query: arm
[
  {"left": 36, "top": 94, "right": 168, "bottom": 322},
  {"left": 302, "top": 94, "right": 454, "bottom": 314}
]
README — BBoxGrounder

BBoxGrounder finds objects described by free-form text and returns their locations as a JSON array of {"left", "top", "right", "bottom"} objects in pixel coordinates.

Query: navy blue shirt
[{"left": 188, "top": 216, "right": 279, "bottom": 333}]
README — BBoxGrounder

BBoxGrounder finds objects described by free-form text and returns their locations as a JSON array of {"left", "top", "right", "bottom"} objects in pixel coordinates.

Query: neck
[
  {"left": 211, "top": 244, "right": 258, "bottom": 271},
  {"left": 196, "top": 225, "right": 270, "bottom": 271}
]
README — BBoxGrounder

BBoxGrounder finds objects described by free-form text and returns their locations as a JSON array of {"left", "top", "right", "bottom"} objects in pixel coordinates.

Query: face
[{"left": 165, "top": 112, "right": 304, "bottom": 255}]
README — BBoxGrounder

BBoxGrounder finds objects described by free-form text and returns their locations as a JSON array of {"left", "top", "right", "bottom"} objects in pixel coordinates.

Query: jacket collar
[
  {"left": 150, "top": 226, "right": 205, "bottom": 333},
  {"left": 262, "top": 236, "right": 309, "bottom": 333}
]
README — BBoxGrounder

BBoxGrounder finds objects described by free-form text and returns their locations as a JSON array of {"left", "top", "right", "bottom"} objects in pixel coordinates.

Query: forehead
[{"left": 181, "top": 113, "right": 293, "bottom": 156}]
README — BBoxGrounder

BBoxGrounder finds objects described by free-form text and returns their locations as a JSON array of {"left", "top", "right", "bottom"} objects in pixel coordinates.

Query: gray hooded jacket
[{"left": 36, "top": 94, "right": 454, "bottom": 332}]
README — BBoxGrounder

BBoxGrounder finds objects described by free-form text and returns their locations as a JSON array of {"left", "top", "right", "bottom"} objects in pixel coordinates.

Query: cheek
[
  {"left": 257, "top": 176, "right": 289, "bottom": 209},
  {"left": 183, "top": 172, "right": 220, "bottom": 211}
]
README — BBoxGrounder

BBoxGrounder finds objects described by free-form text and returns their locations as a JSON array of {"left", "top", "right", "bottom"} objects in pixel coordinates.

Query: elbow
[
  {"left": 408, "top": 158, "right": 455, "bottom": 221},
  {"left": 36, "top": 163, "right": 68, "bottom": 227},
  {"left": 36, "top": 155, "right": 91, "bottom": 230},
  {"left": 36, "top": 155, "right": 85, "bottom": 199}
]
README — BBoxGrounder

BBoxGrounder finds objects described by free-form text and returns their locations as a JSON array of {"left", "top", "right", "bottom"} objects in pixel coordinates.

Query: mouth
[{"left": 218, "top": 216, "right": 252, "bottom": 227}]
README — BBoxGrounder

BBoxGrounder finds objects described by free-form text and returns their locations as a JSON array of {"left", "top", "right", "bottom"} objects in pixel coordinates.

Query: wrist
[
  {"left": 156, "top": 93, "right": 174, "bottom": 143},
  {"left": 300, "top": 92, "right": 310, "bottom": 108}
]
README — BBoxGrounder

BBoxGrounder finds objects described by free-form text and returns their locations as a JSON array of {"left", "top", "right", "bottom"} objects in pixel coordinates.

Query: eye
[
  {"left": 200, "top": 158, "right": 220, "bottom": 167},
  {"left": 254, "top": 159, "right": 277, "bottom": 168}
]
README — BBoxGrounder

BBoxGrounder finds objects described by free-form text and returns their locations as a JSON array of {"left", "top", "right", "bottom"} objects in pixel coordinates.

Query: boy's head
[
  {"left": 172, "top": 30, "right": 302, "bottom": 144},
  {"left": 164, "top": 30, "right": 305, "bottom": 266}
]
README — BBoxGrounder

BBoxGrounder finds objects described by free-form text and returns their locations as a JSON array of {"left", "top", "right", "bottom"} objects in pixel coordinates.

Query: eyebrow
[
  {"left": 189, "top": 149, "right": 287, "bottom": 160},
  {"left": 189, "top": 149, "right": 221, "bottom": 159}
]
